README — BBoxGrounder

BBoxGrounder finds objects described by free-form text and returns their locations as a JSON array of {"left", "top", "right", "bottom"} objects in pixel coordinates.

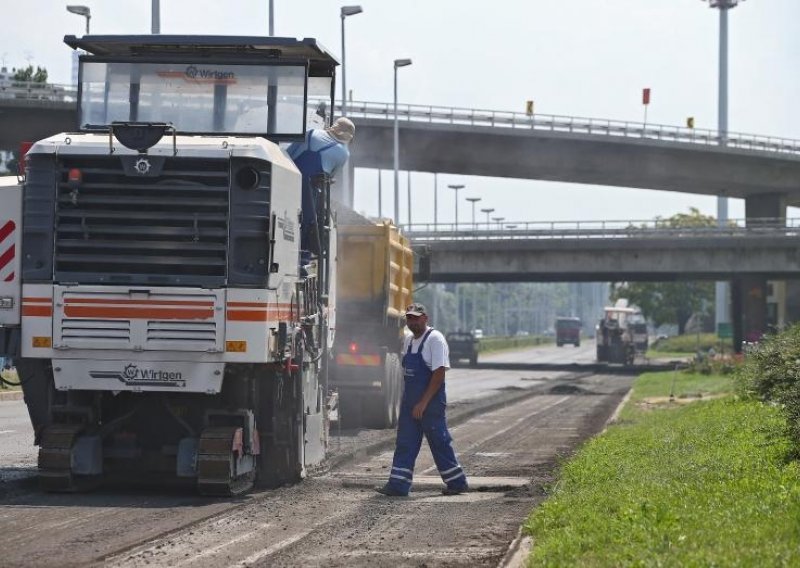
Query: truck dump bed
[
  {"left": 337, "top": 216, "right": 413, "bottom": 323},
  {"left": 331, "top": 209, "right": 412, "bottom": 428}
]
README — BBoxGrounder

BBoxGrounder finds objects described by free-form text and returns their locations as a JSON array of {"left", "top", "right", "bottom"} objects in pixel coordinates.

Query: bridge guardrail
[
  {"left": 6, "top": 87, "right": 799, "bottom": 157},
  {"left": 0, "top": 82, "right": 76, "bottom": 103},
  {"left": 341, "top": 101, "right": 800, "bottom": 157},
  {"left": 401, "top": 217, "right": 800, "bottom": 241}
]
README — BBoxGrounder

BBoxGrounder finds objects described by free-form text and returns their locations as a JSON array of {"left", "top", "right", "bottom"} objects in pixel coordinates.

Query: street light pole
[
  {"left": 66, "top": 5, "right": 91, "bottom": 34},
  {"left": 340, "top": 6, "right": 363, "bottom": 118},
  {"left": 268, "top": 0, "right": 274, "bottom": 35},
  {"left": 152, "top": 0, "right": 160, "bottom": 34},
  {"left": 481, "top": 207, "right": 494, "bottom": 227},
  {"left": 393, "top": 58, "right": 412, "bottom": 225},
  {"left": 492, "top": 216, "right": 505, "bottom": 230},
  {"left": 434, "top": 173, "right": 438, "bottom": 228},
  {"left": 466, "top": 197, "right": 481, "bottom": 229},
  {"left": 703, "top": 0, "right": 743, "bottom": 329},
  {"left": 407, "top": 171, "right": 412, "bottom": 226},
  {"left": 448, "top": 184, "right": 464, "bottom": 229}
]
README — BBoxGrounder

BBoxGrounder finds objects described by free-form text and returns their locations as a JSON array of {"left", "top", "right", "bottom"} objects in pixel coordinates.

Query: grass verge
[
  {"left": 523, "top": 371, "right": 800, "bottom": 566},
  {"left": 651, "top": 333, "right": 720, "bottom": 354}
]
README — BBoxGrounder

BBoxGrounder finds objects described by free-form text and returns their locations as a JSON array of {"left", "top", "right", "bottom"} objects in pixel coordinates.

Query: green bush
[
  {"left": 735, "top": 324, "right": 800, "bottom": 456},
  {"left": 651, "top": 333, "right": 720, "bottom": 353}
]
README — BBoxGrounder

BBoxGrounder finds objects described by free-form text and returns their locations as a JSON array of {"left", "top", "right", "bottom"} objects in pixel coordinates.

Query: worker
[
  {"left": 287, "top": 117, "right": 355, "bottom": 255},
  {"left": 376, "top": 303, "right": 469, "bottom": 497}
]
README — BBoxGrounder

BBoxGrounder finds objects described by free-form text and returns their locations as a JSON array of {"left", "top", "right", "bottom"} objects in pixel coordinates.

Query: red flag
[{"left": 642, "top": 88, "right": 651, "bottom": 105}]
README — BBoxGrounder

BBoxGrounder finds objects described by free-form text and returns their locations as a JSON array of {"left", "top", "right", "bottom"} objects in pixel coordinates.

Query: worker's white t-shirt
[{"left": 402, "top": 327, "right": 450, "bottom": 372}]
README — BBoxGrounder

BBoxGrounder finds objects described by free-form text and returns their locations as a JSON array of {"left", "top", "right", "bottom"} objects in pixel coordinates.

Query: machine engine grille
[{"left": 54, "top": 156, "right": 230, "bottom": 287}]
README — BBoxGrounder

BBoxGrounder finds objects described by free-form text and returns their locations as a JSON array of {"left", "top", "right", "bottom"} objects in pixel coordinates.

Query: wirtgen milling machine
[{"left": 0, "top": 35, "right": 341, "bottom": 495}]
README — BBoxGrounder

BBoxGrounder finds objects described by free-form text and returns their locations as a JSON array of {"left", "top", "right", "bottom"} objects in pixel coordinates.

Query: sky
[{"left": 3, "top": 0, "right": 798, "bottom": 225}]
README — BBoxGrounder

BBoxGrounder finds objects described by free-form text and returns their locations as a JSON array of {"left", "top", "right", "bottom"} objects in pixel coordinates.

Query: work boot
[
  {"left": 374, "top": 484, "right": 407, "bottom": 497},
  {"left": 442, "top": 484, "right": 469, "bottom": 496}
]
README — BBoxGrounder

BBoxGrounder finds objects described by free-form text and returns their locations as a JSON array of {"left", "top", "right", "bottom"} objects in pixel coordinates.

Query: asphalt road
[
  {"left": 0, "top": 342, "right": 633, "bottom": 567},
  {"left": 0, "top": 342, "right": 596, "bottom": 471}
]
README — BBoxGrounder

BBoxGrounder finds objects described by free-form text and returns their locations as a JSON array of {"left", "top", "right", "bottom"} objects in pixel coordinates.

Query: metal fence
[{"left": 401, "top": 217, "right": 800, "bottom": 241}]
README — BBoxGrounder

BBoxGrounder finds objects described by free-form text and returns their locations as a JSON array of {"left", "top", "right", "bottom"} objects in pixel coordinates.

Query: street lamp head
[
  {"left": 447, "top": 184, "right": 465, "bottom": 190},
  {"left": 67, "top": 5, "right": 91, "bottom": 16},
  {"left": 481, "top": 208, "right": 495, "bottom": 214},
  {"left": 703, "top": 0, "right": 742, "bottom": 8},
  {"left": 466, "top": 197, "right": 481, "bottom": 203},
  {"left": 341, "top": 5, "right": 363, "bottom": 17},
  {"left": 394, "top": 58, "right": 413, "bottom": 68}
]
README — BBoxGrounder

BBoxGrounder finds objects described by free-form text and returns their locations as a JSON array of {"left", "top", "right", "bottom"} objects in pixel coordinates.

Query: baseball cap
[{"left": 405, "top": 303, "right": 427, "bottom": 317}]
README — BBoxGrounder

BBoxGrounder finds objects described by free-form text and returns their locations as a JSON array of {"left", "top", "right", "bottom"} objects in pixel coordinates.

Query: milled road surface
[{"left": 0, "top": 344, "right": 634, "bottom": 567}]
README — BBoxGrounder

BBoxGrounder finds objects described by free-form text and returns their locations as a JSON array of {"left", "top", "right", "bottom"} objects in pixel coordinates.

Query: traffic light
[
  {"left": 686, "top": 116, "right": 695, "bottom": 129},
  {"left": 525, "top": 100, "right": 534, "bottom": 116}
]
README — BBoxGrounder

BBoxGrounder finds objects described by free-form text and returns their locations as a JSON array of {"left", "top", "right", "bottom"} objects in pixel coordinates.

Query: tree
[
  {"left": 612, "top": 208, "right": 715, "bottom": 335},
  {"left": 13, "top": 65, "right": 48, "bottom": 84}
]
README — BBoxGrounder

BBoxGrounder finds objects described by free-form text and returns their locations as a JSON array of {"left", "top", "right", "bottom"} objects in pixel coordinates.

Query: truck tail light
[{"left": 68, "top": 168, "right": 82, "bottom": 183}]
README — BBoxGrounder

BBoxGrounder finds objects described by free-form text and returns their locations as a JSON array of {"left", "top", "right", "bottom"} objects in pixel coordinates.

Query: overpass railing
[
  {"left": 401, "top": 217, "right": 800, "bottom": 241},
  {"left": 342, "top": 101, "right": 800, "bottom": 156},
  {"left": 6, "top": 87, "right": 799, "bottom": 156},
  {"left": 0, "top": 81, "right": 76, "bottom": 102}
]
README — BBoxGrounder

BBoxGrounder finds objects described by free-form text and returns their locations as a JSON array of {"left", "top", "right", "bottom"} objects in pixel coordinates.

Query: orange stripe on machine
[
  {"left": 22, "top": 297, "right": 53, "bottom": 317},
  {"left": 335, "top": 353, "right": 382, "bottom": 366},
  {"left": 226, "top": 303, "right": 295, "bottom": 322}
]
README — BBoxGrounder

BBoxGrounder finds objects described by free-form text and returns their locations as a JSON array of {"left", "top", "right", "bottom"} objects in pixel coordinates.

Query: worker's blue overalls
[
  {"left": 386, "top": 329, "right": 468, "bottom": 495},
  {"left": 288, "top": 130, "right": 342, "bottom": 256}
]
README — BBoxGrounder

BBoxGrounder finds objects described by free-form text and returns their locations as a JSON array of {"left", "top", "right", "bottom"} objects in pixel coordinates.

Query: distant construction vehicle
[
  {"left": 555, "top": 316, "right": 582, "bottom": 347},
  {"left": 329, "top": 212, "right": 412, "bottom": 429},
  {"left": 596, "top": 300, "right": 641, "bottom": 365}
]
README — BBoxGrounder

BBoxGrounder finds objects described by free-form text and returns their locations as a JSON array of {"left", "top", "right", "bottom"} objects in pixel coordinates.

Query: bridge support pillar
[{"left": 731, "top": 193, "right": 789, "bottom": 352}]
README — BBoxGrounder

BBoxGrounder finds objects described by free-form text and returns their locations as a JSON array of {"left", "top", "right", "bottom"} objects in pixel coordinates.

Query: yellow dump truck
[{"left": 331, "top": 211, "right": 413, "bottom": 429}]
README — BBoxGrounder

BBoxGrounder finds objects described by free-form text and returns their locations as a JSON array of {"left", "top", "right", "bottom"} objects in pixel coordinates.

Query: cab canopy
[{"left": 65, "top": 35, "right": 339, "bottom": 140}]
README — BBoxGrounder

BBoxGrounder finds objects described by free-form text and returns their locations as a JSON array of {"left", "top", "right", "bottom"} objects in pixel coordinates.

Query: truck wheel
[
  {"left": 363, "top": 353, "right": 402, "bottom": 430},
  {"left": 469, "top": 354, "right": 478, "bottom": 367}
]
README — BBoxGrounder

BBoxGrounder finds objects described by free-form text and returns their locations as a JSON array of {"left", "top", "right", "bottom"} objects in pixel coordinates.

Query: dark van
[
  {"left": 555, "top": 317, "right": 582, "bottom": 347},
  {"left": 446, "top": 332, "right": 479, "bottom": 366}
]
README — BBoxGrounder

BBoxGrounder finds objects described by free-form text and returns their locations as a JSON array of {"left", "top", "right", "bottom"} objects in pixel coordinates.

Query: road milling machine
[{"left": 0, "top": 35, "right": 343, "bottom": 495}]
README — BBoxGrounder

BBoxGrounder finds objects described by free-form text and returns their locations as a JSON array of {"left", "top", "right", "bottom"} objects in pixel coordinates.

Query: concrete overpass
[
  {"left": 345, "top": 101, "right": 800, "bottom": 216},
  {"left": 406, "top": 221, "right": 800, "bottom": 350},
  {"left": 408, "top": 222, "right": 800, "bottom": 283},
  {"left": 3, "top": 93, "right": 800, "bottom": 215}
]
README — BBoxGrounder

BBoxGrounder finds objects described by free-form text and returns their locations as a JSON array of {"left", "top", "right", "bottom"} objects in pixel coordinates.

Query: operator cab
[{"left": 65, "top": 35, "right": 339, "bottom": 141}]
